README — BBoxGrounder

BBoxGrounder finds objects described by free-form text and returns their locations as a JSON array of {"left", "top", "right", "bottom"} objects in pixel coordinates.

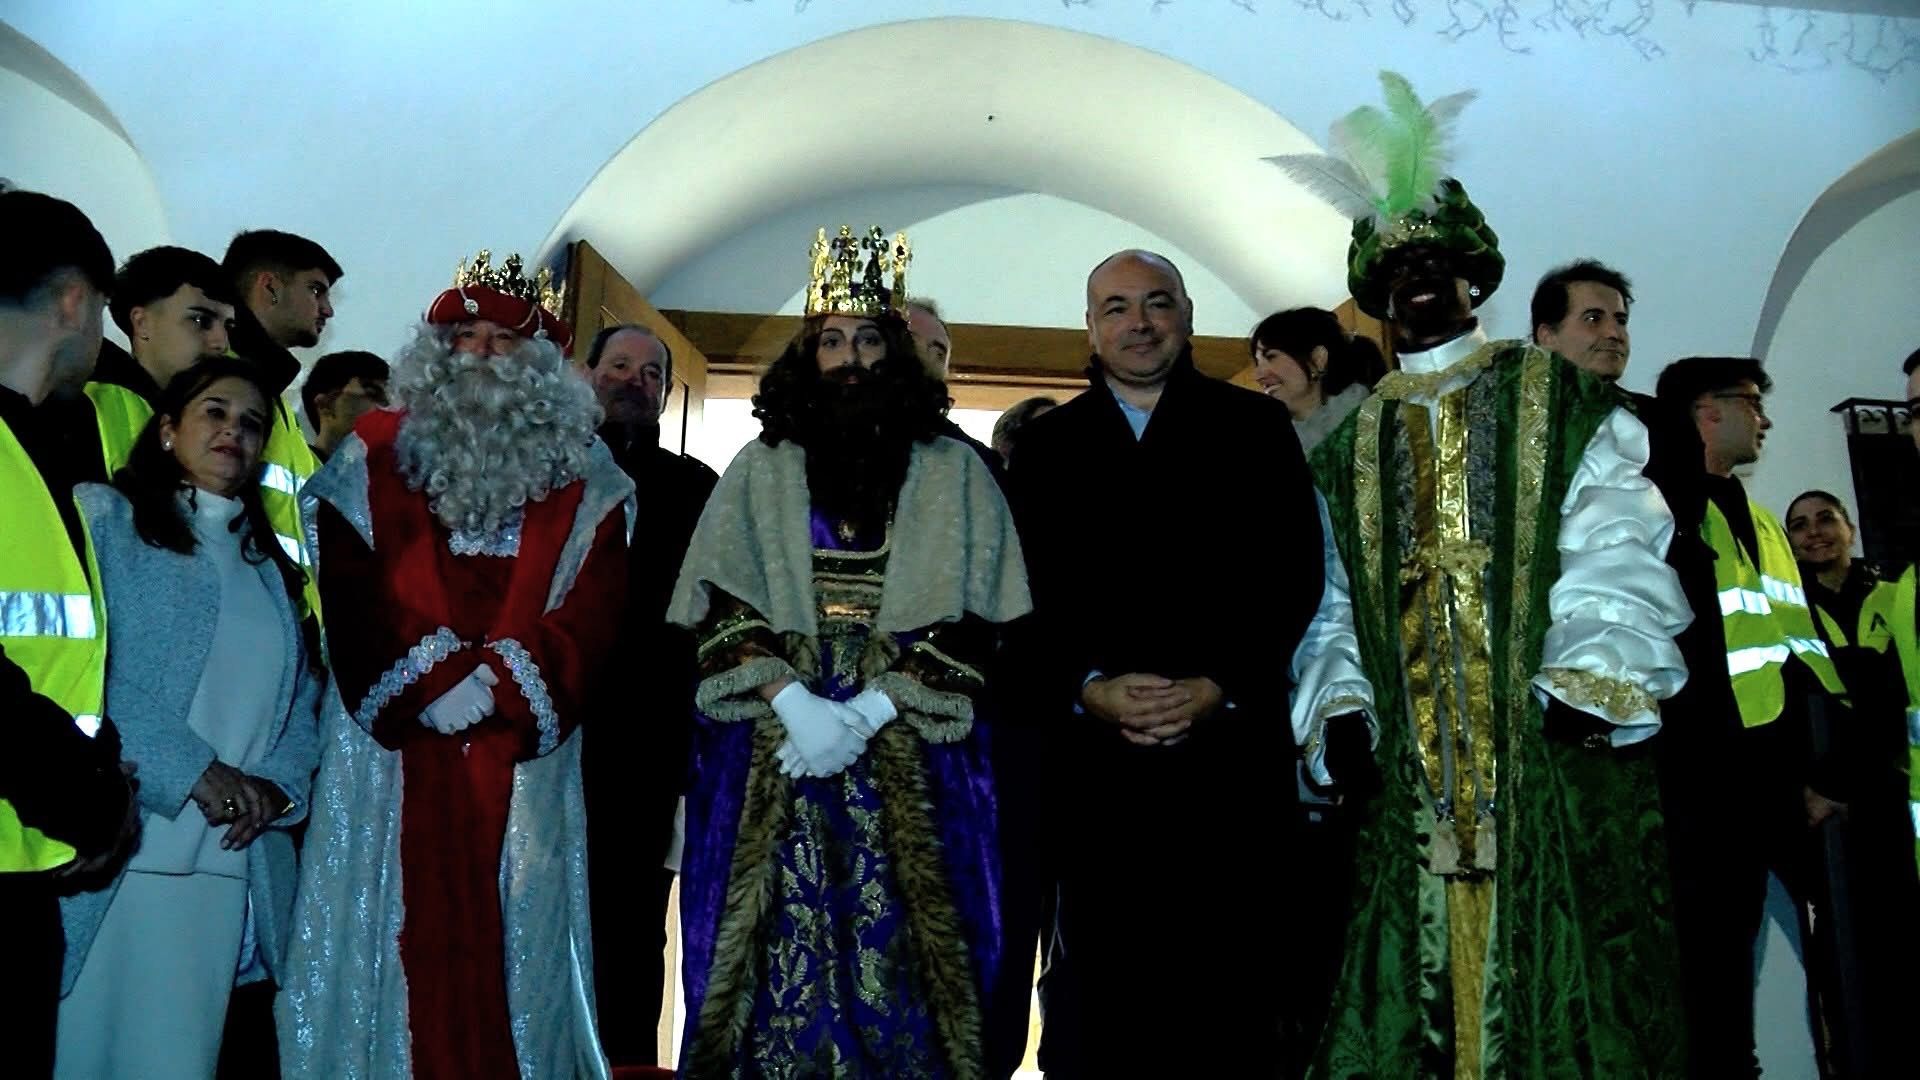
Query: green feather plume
[{"left": 1269, "top": 70, "right": 1476, "bottom": 226}]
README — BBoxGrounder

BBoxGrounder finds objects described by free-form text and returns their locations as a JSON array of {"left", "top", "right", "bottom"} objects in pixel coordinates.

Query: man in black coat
[
  {"left": 1010, "top": 250, "right": 1326, "bottom": 1077},
  {"left": 578, "top": 323, "right": 718, "bottom": 1066}
]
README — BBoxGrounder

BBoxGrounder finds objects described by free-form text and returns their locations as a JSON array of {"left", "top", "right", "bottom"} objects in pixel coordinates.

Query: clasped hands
[
  {"left": 420, "top": 664, "right": 501, "bottom": 735},
  {"left": 1082, "top": 673, "right": 1223, "bottom": 747},
  {"left": 766, "top": 681, "right": 897, "bottom": 779},
  {"left": 190, "top": 760, "right": 291, "bottom": 851}
]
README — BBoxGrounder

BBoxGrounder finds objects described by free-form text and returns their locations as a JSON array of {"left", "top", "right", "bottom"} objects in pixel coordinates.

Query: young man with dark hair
[
  {"left": 1530, "top": 258, "right": 1634, "bottom": 382},
  {"left": 0, "top": 188, "right": 138, "bottom": 1077},
  {"left": 85, "top": 246, "right": 239, "bottom": 474},
  {"left": 1655, "top": 355, "right": 1863, "bottom": 1073},
  {"left": 300, "top": 350, "right": 388, "bottom": 461},
  {"left": 220, "top": 229, "right": 344, "bottom": 613}
]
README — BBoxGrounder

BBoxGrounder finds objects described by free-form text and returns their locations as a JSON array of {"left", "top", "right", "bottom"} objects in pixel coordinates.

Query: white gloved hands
[
  {"left": 842, "top": 687, "right": 897, "bottom": 738},
  {"left": 769, "top": 682, "right": 868, "bottom": 778},
  {"left": 420, "top": 665, "right": 500, "bottom": 735}
]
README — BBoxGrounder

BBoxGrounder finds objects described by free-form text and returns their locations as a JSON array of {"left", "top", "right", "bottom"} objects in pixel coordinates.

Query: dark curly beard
[{"left": 792, "top": 367, "right": 915, "bottom": 531}]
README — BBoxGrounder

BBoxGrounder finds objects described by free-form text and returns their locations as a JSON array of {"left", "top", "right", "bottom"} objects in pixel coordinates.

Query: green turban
[{"left": 1348, "top": 178, "right": 1504, "bottom": 321}]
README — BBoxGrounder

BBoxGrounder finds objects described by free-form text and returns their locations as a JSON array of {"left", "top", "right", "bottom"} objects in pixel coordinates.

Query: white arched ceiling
[
  {"left": 1752, "top": 128, "right": 1920, "bottom": 358},
  {"left": 539, "top": 17, "right": 1350, "bottom": 317},
  {"left": 0, "top": 22, "right": 169, "bottom": 275}
]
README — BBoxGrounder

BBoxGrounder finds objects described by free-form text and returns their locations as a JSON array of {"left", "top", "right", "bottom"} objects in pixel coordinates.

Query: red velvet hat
[{"left": 426, "top": 250, "right": 573, "bottom": 353}]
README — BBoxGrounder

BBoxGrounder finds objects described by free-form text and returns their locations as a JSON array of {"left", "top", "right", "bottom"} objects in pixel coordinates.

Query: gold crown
[
  {"left": 805, "top": 225, "right": 910, "bottom": 319},
  {"left": 453, "top": 249, "right": 565, "bottom": 314}
]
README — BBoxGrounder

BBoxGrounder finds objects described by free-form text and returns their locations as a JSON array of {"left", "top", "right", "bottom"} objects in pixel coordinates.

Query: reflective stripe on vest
[
  {"left": 0, "top": 417, "right": 108, "bottom": 872},
  {"left": 0, "top": 591, "right": 96, "bottom": 638},
  {"left": 84, "top": 380, "right": 155, "bottom": 476},
  {"left": 258, "top": 399, "right": 322, "bottom": 619},
  {"left": 1702, "top": 496, "right": 1847, "bottom": 728}
]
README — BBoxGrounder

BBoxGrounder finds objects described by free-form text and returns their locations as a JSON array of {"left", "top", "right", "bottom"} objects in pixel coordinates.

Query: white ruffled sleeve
[
  {"left": 1292, "top": 490, "right": 1378, "bottom": 783},
  {"left": 1533, "top": 406, "right": 1693, "bottom": 745}
]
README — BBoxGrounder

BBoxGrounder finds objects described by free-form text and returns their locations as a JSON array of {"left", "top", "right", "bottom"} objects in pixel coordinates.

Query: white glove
[
  {"left": 842, "top": 687, "right": 897, "bottom": 739},
  {"left": 769, "top": 683, "right": 866, "bottom": 778},
  {"left": 421, "top": 665, "right": 500, "bottom": 735}
]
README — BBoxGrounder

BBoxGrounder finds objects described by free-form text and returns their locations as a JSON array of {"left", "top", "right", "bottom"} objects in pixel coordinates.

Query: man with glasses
[{"left": 1656, "top": 355, "right": 1855, "bottom": 1074}]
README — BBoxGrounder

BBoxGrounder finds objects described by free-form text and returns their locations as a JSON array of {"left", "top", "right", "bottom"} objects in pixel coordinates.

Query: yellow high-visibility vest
[
  {"left": 1868, "top": 564, "right": 1920, "bottom": 873},
  {"left": 0, "top": 415, "right": 108, "bottom": 872},
  {"left": 258, "top": 398, "right": 321, "bottom": 620},
  {"left": 1702, "top": 495, "right": 1847, "bottom": 727},
  {"left": 83, "top": 380, "right": 153, "bottom": 477}
]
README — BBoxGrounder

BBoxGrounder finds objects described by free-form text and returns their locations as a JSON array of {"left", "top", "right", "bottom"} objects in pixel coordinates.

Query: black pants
[
  {"left": 1282, "top": 797, "right": 1358, "bottom": 1079},
  {"left": 984, "top": 715, "right": 1054, "bottom": 1078},
  {"left": 216, "top": 980, "right": 281, "bottom": 1080},
  {"left": 0, "top": 877, "right": 61, "bottom": 1079},
  {"left": 584, "top": 715, "right": 680, "bottom": 1067},
  {"left": 1039, "top": 722, "right": 1291, "bottom": 1079},
  {"left": 1662, "top": 725, "right": 1835, "bottom": 1079}
]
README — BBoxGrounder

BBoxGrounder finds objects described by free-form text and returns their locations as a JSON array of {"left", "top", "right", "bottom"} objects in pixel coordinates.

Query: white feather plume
[{"left": 1264, "top": 153, "right": 1378, "bottom": 221}]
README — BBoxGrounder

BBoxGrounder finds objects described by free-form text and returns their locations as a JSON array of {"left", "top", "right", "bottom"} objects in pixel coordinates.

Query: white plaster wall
[
  {"left": 0, "top": 65, "right": 169, "bottom": 300},
  {"left": 650, "top": 185, "right": 1263, "bottom": 336},
  {"left": 1745, "top": 190, "right": 1920, "bottom": 521},
  {"left": 7, "top": 1, "right": 1913, "bottom": 384}
]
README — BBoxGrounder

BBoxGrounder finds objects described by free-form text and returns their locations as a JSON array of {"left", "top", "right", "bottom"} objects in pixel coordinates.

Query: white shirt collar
[{"left": 1394, "top": 323, "right": 1489, "bottom": 377}]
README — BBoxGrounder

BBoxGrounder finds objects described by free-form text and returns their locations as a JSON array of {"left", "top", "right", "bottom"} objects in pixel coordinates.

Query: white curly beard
[{"left": 390, "top": 326, "right": 602, "bottom": 534}]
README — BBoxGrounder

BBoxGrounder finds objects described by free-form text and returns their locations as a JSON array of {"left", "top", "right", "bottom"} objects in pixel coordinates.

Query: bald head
[
  {"left": 1086, "top": 249, "right": 1193, "bottom": 389},
  {"left": 1085, "top": 249, "right": 1188, "bottom": 308}
]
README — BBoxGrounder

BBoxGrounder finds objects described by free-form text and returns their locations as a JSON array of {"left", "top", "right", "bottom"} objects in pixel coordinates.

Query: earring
[
  {"left": 161, "top": 437, "right": 172, "bottom": 450},
  {"left": 1469, "top": 285, "right": 1482, "bottom": 298}
]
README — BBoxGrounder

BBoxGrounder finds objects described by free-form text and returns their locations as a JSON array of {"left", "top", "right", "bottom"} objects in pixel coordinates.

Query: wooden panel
[
  {"left": 661, "top": 309, "right": 1253, "bottom": 387},
  {"left": 560, "top": 239, "right": 712, "bottom": 453}
]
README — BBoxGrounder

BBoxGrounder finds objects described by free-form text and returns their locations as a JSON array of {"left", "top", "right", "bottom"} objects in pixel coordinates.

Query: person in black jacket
[
  {"left": 0, "top": 187, "right": 139, "bottom": 1078},
  {"left": 579, "top": 323, "right": 718, "bottom": 1066},
  {"left": 1010, "top": 250, "right": 1325, "bottom": 1077}
]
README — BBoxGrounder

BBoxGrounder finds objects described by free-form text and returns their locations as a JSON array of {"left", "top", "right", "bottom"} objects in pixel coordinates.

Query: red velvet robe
[{"left": 317, "top": 410, "right": 625, "bottom": 1079}]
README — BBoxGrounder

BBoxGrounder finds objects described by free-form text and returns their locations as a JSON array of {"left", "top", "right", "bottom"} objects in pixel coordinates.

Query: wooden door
[{"left": 560, "top": 239, "right": 710, "bottom": 454}]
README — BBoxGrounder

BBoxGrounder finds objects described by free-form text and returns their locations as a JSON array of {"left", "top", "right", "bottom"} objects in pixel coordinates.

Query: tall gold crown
[
  {"left": 805, "top": 226, "right": 910, "bottom": 319},
  {"left": 453, "top": 249, "right": 565, "bottom": 314}
]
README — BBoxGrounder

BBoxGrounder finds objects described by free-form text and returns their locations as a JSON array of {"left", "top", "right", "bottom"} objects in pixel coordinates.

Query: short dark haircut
[
  {"left": 1, "top": 189, "right": 114, "bottom": 304},
  {"left": 1530, "top": 259, "right": 1634, "bottom": 336},
  {"left": 1656, "top": 356, "right": 1773, "bottom": 408},
  {"left": 221, "top": 229, "right": 343, "bottom": 294},
  {"left": 302, "top": 349, "right": 389, "bottom": 431},
  {"left": 109, "top": 246, "right": 237, "bottom": 335},
  {"left": 1248, "top": 306, "right": 1387, "bottom": 398},
  {"left": 583, "top": 323, "right": 673, "bottom": 383},
  {"left": 992, "top": 395, "right": 1059, "bottom": 457},
  {"left": 1903, "top": 347, "right": 1919, "bottom": 377}
]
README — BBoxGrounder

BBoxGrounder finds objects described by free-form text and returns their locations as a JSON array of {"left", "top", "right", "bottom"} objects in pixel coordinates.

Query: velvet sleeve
[
  {"left": 475, "top": 511, "right": 628, "bottom": 759},
  {"left": 316, "top": 503, "right": 478, "bottom": 749},
  {"left": 869, "top": 615, "right": 994, "bottom": 743},
  {"left": 688, "top": 589, "right": 792, "bottom": 723}
]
